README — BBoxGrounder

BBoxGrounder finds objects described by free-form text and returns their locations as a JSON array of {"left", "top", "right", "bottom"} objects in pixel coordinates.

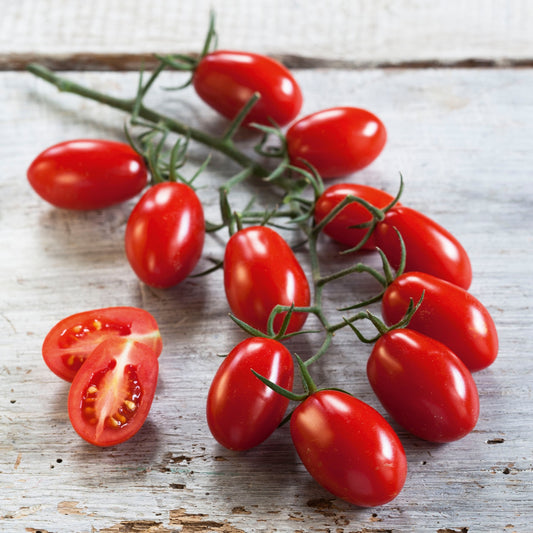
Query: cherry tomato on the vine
[
  {"left": 367, "top": 329, "right": 479, "bottom": 442},
  {"left": 68, "top": 337, "right": 159, "bottom": 447},
  {"left": 193, "top": 50, "right": 303, "bottom": 127},
  {"left": 223, "top": 226, "right": 310, "bottom": 334},
  {"left": 27, "top": 139, "right": 148, "bottom": 210},
  {"left": 206, "top": 337, "right": 294, "bottom": 451},
  {"left": 382, "top": 272, "right": 498, "bottom": 372},
  {"left": 125, "top": 181, "right": 205, "bottom": 289},
  {"left": 314, "top": 183, "right": 395, "bottom": 249},
  {"left": 374, "top": 204, "right": 472, "bottom": 290},
  {"left": 286, "top": 107, "right": 387, "bottom": 179},
  {"left": 42, "top": 306, "right": 162, "bottom": 382},
  {"left": 290, "top": 390, "right": 407, "bottom": 507}
]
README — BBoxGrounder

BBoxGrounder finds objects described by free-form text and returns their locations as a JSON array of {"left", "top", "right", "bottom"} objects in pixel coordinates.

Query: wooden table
[{"left": 2, "top": 2, "right": 532, "bottom": 532}]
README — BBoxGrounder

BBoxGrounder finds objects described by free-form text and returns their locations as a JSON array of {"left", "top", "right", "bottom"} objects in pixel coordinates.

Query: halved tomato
[
  {"left": 67, "top": 337, "right": 159, "bottom": 447},
  {"left": 42, "top": 307, "right": 162, "bottom": 382}
]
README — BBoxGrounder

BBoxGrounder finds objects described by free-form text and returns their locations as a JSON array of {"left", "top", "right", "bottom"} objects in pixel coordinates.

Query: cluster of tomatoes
[{"left": 28, "top": 13, "right": 498, "bottom": 509}]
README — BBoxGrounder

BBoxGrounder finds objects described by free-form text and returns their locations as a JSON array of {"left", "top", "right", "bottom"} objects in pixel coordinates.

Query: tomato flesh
[
  {"left": 68, "top": 337, "right": 158, "bottom": 447},
  {"left": 42, "top": 307, "right": 162, "bottom": 382}
]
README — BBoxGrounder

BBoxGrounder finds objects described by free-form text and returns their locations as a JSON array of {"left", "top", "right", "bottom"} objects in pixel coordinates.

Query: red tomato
[
  {"left": 290, "top": 390, "right": 407, "bottom": 507},
  {"left": 27, "top": 139, "right": 148, "bottom": 210},
  {"left": 314, "top": 183, "right": 395, "bottom": 249},
  {"left": 206, "top": 337, "right": 294, "bottom": 451},
  {"left": 382, "top": 272, "right": 498, "bottom": 372},
  {"left": 286, "top": 107, "right": 387, "bottom": 179},
  {"left": 42, "top": 307, "right": 162, "bottom": 382},
  {"left": 367, "top": 329, "right": 479, "bottom": 442},
  {"left": 223, "top": 226, "right": 310, "bottom": 334},
  {"left": 68, "top": 337, "right": 159, "bottom": 447},
  {"left": 193, "top": 50, "right": 302, "bottom": 127},
  {"left": 125, "top": 182, "right": 205, "bottom": 288},
  {"left": 374, "top": 205, "right": 472, "bottom": 289}
]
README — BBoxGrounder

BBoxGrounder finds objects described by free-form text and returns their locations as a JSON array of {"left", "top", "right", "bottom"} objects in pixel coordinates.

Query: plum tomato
[
  {"left": 367, "top": 329, "right": 479, "bottom": 442},
  {"left": 286, "top": 107, "right": 387, "bottom": 179},
  {"left": 290, "top": 390, "right": 407, "bottom": 507},
  {"left": 27, "top": 139, "right": 148, "bottom": 210},
  {"left": 206, "top": 337, "right": 294, "bottom": 451},
  {"left": 42, "top": 306, "right": 162, "bottom": 382},
  {"left": 68, "top": 337, "right": 159, "bottom": 447},
  {"left": 193, "top": 50, "right": 303, "bottom": 127},
  {"left": 223, "top": 226, "right": 310, "bottom": 335},
  {"left": 374, "top": 205, "right": 472, "bottom": 289},
  {"left": 125, "top": 181, "right": 205, "bottom": 289},
  {"left": 382, "top": 272, "right": 498, "bottom": 372},
  {"left": 314, "top": 183, "right": 395, "bottom": 249}
]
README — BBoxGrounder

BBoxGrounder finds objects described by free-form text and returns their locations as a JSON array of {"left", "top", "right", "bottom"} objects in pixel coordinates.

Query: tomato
[
  {"left": 42, "top": 307, "right": 162, "bottom": 382},
  {"left": 290, "top": 390, "right": 407, "bottom": 507},
  {"left": 382, "top": 272, "right": 498, "bottom": 372},
  {"left": 286, "top": 107, "right": 387, "bottom": 179},
  {"left": 374, "top": 205, "right": 472, "bottom": 289},
  {"left": 223, "top": 226, "right": 310, "bottom": 334},
  {"left": 68, "top": 337, "right": 158, "bottom": 447},
  {"left": 314, "top": 183, "right": 395, "bottom": 249},
  {"left": 206, "top": 337, "right": 294, "bottom": 451},
  {"left": 367, "top": 329, "right": 479, "bottom": 442},
  {"left": 125, "top": 182, "right": 205, "bottom": 289},
  {"left": 27, "top": 139, "right": 148, "bottom": 210},
  {"left": 193, "top": 50, "right": 302, "bottom": 127}
]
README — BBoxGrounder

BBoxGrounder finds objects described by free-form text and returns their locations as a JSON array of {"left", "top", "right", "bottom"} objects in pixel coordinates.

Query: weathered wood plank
[{"left": 1, "top": 67, "right": 532, "bottom": 532}]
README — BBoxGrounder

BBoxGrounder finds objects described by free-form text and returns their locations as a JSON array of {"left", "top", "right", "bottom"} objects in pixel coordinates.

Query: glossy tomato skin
[
  {"left": 27, "top": 139, "right": 148, "bottom": 210},
  {"left": 206, "top": 337, "right": 294, "bottom": 451},
  {"left": 42, "top": 306, "right": 162, "bottom": 382},
  {"left": 374, "top": 205, "right": 472, "bottom": 290},
  {"left": 224, "top": 226, "right": 310, "bottom": 334},
  {"left": 290, "top": 390, "right": 407, "bottom": 507},
  {"left": 125, "top": 182, "right": 205, "bottom": 289},
  {"left": 68, "top": 337, "right": 159, "bottom": 447},
  {"left": 193, "top": 50, "right": 303, "bottom": 127},
  {"left": 368, "top": 329, "right": 479, "bottom": 442},
  {"left": 314, "top": 183, "right": 395, "bottom": 249},
  {"left": 382, "top": 272, "right": 498, "bottom": 372},
  {"left": 286, "top": 107, "right": 387, "bottom": 179}
]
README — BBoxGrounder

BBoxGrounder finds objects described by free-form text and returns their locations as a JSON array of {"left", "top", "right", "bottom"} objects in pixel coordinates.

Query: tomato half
[
  {"left": 125, "top": 182, "right": 205, "bottom": 289},
  {"left": 193, "top": 50, "right": 303, "bottom": 127},
  {"left": 374, "top": 205, "right": 472, "bottom": 289},
  {"left": 290, "top": 390, "right": 407, "bottom": 507},
  {"left": 382, "top": 272, "right": 498, "bottom": 372},
  {"left": 286, "top": 107, "right": 387, "bottom": 179},
  {"left": 42, "top": 307, "right": 162, "bottom": 382},
  {"left": 367, "top": 329, "right": 479, "bottom": 442},
  {"left": 206, "top": 337, "right": 294, "bottom": 451},
  {"left": 68, "top": 337, "right": 159, "bottom": 447},
  {"left": 314, "top": 183, "right": 395, "bottom": 249},
  {"left": 27, "top": 139, "right": 148, "bottom": 210},
  {"left": 223, "top": 226, "right": 310, "bottom": 334}
]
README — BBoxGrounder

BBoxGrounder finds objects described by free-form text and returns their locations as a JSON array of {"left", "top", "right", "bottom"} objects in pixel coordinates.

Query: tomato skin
[
  {"left": 374, "top": 205, "right": 472, "bottom": 290},
  {"left": 193, "top": 50, "right": 303, "bottom": 127},
  {"left": 27, "top": 139, "right": 148, "bottom": 210},
  {"left": 367, "top": 329, "right": 479, "bottom": 442},
  {"left": 125, "top": 182, "right": 205, "bottom": 289},
  {"left": 290, "top": 390, "right": 407, "bottom": 507},
  {"left": 42, "top": 307, "right": 162, "bottom": 382},
  {"left": 382, "top": 272, "right": 498, "bottom": 372},
  {"left": 314, "top": 183, "right": 395, "bottom": 249},
  {"left": 68, "top": 337, "right": 159, "bottom": 447},
  {"left": 286, "top": 107, "right": 387, "bottom": 179},
  {"left": 206, "top": 337, "right": 294, "bottom": 451},
  {"left": 223, "top": 226, "right": 310, "bottom": 334}
]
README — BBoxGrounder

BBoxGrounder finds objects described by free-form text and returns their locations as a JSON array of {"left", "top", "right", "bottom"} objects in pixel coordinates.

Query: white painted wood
[
  {"left": 0, "top": 0, "right": 532, "bottom": 65},
  {"left": 1, "top": 65, "right": 532, "bottom": 532}
]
